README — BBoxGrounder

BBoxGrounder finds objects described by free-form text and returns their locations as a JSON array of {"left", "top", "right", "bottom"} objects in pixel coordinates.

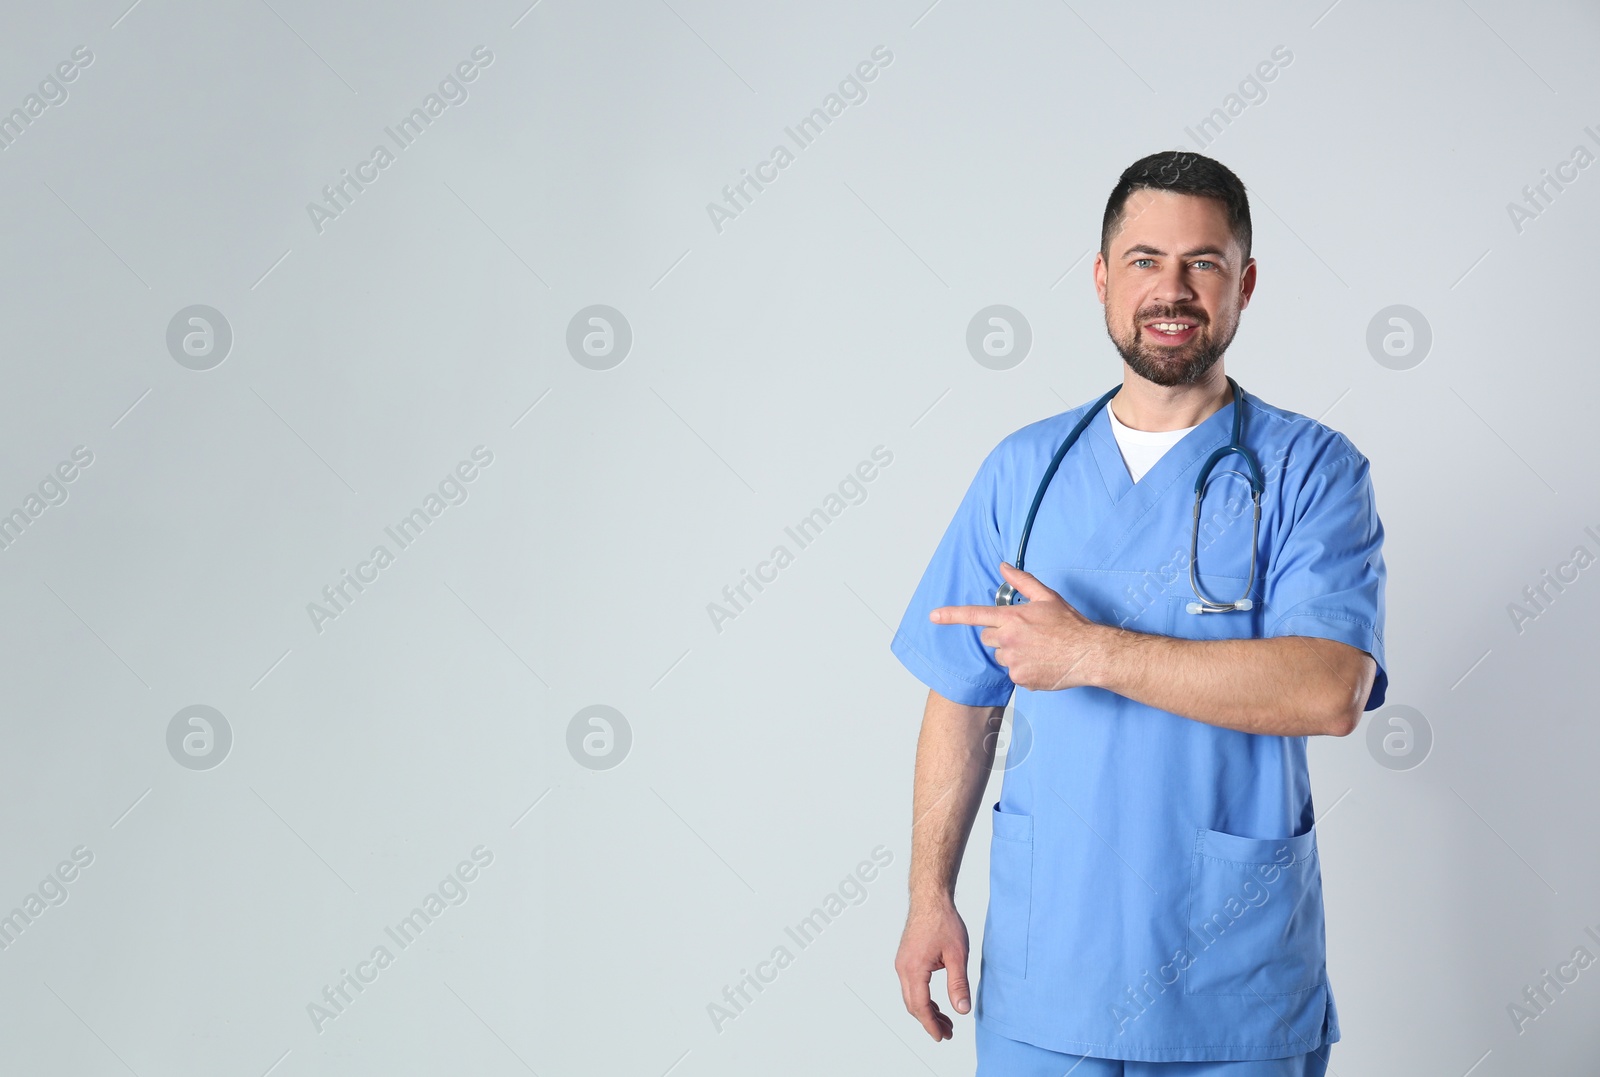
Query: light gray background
[{"left": 1, "top": 0, "right": 1596, "bottom": 1074}]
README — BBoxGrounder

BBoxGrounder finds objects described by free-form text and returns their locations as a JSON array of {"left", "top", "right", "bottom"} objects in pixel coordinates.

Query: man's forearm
[
  {"left": 908, "top": 690, "right": 1002, "bottom": 905},
  {"left": 1086, "top": 627, "right": 1375, "bottom": 737}
]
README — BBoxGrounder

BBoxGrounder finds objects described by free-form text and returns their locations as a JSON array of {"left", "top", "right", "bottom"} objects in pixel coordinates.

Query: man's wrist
[
  {"left": 1082, "top": 621, "right": 1129, "bottom": 690},
  {"left": 908, "top": 883, "right": 957, "bottom": 911}
]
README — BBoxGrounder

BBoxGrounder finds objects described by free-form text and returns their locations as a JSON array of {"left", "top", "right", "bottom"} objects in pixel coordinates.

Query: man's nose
[{"left": 1148, "top": 264, "right": 1197, "bottom": 304}]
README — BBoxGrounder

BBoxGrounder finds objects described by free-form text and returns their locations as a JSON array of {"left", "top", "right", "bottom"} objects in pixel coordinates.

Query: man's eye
[
  {"left": 1133, "top": 258, "right": 1154, "bottom": 268},
  {"left": 1193, "top": 260, "right": 1216, "bottom": 270}
]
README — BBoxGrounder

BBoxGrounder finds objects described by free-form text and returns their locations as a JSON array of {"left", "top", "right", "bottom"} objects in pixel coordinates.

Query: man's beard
[{"left": 1107, "top": 309, "right": 1236, "bottom": 388}]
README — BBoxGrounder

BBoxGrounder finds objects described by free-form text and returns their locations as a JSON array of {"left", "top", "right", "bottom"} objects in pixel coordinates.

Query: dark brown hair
[{"left": 1101, "top": 151, "right": 1252, "bottom": 266}]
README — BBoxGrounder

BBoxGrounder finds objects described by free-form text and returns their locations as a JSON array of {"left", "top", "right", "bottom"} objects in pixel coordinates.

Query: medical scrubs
[
  {"left": 975, "top": 1019, "right": 1332, "bottom": 1075},
  {"left": 890, "top": 385, "right": 1388, "bottom": 1063}
]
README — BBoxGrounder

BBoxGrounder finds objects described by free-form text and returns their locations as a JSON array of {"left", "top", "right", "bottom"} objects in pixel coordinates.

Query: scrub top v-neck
[{"left": 1106, "top": 399, "right": 1199, "bottom": 484}]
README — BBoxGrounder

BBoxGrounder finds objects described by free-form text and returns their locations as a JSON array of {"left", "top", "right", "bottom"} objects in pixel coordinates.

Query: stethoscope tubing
[{"left": 996, "top": 376, "right": 1264, "bottom": 613}]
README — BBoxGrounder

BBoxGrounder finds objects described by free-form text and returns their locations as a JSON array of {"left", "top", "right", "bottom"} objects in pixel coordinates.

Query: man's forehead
[{"left": 1115, "top": 190, "right": 1237, "bottom": 256}]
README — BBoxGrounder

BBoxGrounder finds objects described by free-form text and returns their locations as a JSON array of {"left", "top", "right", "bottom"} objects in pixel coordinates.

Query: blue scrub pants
[{"left": 975, "top": 1021, "right": 1332, "bottom": 1077}]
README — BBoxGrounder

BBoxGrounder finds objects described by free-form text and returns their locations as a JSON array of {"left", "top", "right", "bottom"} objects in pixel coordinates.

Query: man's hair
[{"left": 1100, "top": 151, "right": 1253, "bottom": 267}]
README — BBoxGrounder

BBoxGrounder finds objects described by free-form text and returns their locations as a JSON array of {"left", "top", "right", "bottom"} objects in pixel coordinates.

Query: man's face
[{"left": 1094, "top": 189, "right": 1256, "bottom": 388}]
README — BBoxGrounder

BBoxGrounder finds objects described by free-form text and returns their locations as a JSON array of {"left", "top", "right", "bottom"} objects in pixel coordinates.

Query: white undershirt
[{"left": 1107, "top": 403, "right": 1199, "bottom": 483}]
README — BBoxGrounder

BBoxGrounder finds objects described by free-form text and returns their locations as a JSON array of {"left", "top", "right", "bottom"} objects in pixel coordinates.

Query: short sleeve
[
  {"left": 1261, "top": 444, "right": 1389, "bottom": 711},
  {"left": 889, "top": 446, "right": 1017, "bottom": 708}
]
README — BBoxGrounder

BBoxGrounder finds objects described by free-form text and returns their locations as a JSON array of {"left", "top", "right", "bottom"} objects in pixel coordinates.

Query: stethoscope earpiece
[{"left": 1186, "top": 597, "right": 1254, "bottom": 615}]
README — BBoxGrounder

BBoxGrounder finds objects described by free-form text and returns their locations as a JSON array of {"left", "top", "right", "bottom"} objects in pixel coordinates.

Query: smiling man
[{"left": 890, "top": 151, "right": 1388, "bottom": 1076}]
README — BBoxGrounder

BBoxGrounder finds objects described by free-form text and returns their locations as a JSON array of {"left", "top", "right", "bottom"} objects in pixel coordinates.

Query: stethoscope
[{"left": 994, "top": 376, "right": 1264, "bottom": 615}]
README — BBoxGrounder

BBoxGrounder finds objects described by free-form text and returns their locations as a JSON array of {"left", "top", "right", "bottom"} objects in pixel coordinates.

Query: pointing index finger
[{"left": 931, "top": 605, "right": 1003, "bottom": 627}]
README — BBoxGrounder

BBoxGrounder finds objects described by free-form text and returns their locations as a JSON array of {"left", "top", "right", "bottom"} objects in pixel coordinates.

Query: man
[{"left": 889, "top": 151, "right": 1387, "bottom": 1076}]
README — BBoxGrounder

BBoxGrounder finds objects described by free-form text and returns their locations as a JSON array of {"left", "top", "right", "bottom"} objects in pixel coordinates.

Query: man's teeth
[{"left": 1151, "top": 323, "right": 1193, "bottom": 332}]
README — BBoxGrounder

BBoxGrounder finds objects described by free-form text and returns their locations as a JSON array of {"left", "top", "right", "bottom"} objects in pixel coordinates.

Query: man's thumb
[
  {"left": 946, "top": 949, "right": 971, "bottom": 1014},
  {"left": 1000, "top": 561, "right": 1056, "bottom": 603}
]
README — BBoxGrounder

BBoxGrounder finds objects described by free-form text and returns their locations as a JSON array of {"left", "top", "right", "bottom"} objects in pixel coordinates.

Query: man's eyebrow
[{"left": 1120, "top": 244, "right": 1230, "bottom": 261}]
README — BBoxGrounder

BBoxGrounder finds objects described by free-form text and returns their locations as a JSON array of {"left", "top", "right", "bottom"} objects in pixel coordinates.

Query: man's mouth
[{"left": 1142, "top": 320, "right": 1200, "bottom": 345}]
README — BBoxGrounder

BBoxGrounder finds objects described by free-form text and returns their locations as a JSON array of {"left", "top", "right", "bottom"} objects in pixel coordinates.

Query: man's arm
[
  {"left": 933, "top": 561, "right": 1377, "bottom": 738},
  {"left": 894, "top": 688, "right": 1002, "bottom": 1042},
  {"left": 1088, "top": 628, "right": 1376, "bottom": 737}
]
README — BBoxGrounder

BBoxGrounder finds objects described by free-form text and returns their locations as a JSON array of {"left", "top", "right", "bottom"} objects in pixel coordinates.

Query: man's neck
[{"left": 1109, "top": 370, "right": 1233, "bottom": 432}]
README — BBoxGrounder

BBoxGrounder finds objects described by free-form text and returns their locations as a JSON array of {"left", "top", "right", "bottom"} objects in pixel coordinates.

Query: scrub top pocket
[
  {"left": 1183, "top": 825, "right": 1325, "bottom": 997},
  {"left": 982, "top": 803, "right": 1033, "bottom": 979}
]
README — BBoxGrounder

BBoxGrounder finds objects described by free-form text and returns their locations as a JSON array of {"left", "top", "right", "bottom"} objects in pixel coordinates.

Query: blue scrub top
[{"left": 890, "top": 385, "right": 1388, "bottom": 1063}]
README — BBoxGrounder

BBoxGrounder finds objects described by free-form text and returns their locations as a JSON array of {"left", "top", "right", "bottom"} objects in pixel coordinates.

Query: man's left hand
[{"left": 929, "top": 563, "right": 1106, "bottom": 691}]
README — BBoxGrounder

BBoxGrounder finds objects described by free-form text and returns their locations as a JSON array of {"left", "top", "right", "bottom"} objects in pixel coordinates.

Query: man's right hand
[{"left": 894, "top": 898, "right": 972, "bottom": 1041}]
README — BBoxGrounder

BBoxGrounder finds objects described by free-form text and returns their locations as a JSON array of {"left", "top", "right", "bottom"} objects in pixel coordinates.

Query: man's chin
[{"left": 1124, "top": 350, "right": 1215, "bottom": 387}]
